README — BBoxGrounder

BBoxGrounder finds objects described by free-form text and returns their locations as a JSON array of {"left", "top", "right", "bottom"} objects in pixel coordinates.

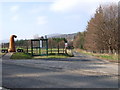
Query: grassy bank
[
  {"left": 76, "top": 49, "right": 118, "bottom": 63},
  {"left": 33, "top": 54, "right": 69, "bottom": 59},
  {"left": 11, "top": 52, "right": 32, "bottom": 59},
  {"left": 11, "top": 53, "right": 71, "bottom": 59}
]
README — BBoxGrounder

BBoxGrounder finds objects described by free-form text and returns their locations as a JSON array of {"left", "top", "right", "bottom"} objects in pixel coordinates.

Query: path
[{"left": 2, "top": 53, "right": 13, "bottom": 60}]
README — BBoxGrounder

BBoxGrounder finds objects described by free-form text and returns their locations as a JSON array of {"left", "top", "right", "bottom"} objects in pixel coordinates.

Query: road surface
[{"left": 2, "top": 52, "right": 119, "bottom": 88}]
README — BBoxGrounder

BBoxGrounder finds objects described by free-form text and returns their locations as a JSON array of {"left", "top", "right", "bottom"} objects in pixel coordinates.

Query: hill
[{"left": 47, "top": 33, "right": 77, "bottom": 41}]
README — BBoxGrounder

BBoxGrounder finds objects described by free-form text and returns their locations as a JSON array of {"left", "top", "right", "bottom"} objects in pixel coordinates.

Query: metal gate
[{"left": 31, "top": 39, "right": 48, "bottom": 56}]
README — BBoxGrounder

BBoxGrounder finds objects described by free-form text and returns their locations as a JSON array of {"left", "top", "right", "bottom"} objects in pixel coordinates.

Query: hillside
[{"left": 47, "top": 33, "right": 77, "bottom": 41}]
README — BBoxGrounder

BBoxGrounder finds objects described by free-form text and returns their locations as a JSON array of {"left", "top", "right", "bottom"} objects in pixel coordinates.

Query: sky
[{"left": 0, "top": 0, "right": 118, "bottom": 41}]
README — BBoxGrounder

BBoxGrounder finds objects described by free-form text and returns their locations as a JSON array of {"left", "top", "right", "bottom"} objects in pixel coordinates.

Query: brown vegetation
[{"left": 74, "top": 3, "right": 118, "bottom": 54}]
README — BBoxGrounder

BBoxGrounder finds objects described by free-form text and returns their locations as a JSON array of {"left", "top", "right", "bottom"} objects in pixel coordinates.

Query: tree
[
  {"left": 73, "top": 32, "right": 85, "bottom": 49},
  {"left": 84, "top": 4, "right": 118, "bottom": 54}
]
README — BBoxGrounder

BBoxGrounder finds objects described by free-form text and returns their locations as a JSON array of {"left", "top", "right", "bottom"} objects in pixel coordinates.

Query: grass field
[
  {"left": 76, "top": 49, "right": 118, "bottom": 62},
  {"left": 21, "top": 48, "right": 65, "bottom": 54},
  {"left": 0, "top": 48, "right": 65, "bottom": 56}
]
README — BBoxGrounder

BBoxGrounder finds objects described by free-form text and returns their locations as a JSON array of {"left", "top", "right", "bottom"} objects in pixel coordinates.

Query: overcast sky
[{"left": 0, "top": 0, "right": 118, "bottom": 40}]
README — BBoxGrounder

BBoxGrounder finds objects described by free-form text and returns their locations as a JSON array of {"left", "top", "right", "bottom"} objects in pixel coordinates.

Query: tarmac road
[{"left": 2, "top": 52, "right": 119, "bottom": 88}]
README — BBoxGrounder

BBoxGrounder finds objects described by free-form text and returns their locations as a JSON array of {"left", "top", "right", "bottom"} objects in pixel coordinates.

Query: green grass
[
  {"left": 10, "top": 52, "right": 71, "bottom": 59},
  {"left": 94, "top": 54, "right": 118, "bottom": 60},
  {"left": 11, "top": 52, "right": 32, "bottom": 59},
  {"left": 34, "top": 54, "right": 69, "bottom": 59},
  {"left": 76, "top": 49, "right": 118, "bottom": 62},
  {"left": 0, "top": 48, "right": 8, "bottom": 50}
]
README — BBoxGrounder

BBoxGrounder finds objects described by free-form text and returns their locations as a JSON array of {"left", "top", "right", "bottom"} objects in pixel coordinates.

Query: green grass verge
[
  {"left": 76, "top": 49, "right": 118, "bottom": 62},
  {"left": 10, "top": 52, "right": 72, "bottom": 59},
  {"left": 33, "top": 54, "right": 69, "bottom": 59},
  {"left": 11, "top": 52, "right": 32, "bottom": 59}
]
